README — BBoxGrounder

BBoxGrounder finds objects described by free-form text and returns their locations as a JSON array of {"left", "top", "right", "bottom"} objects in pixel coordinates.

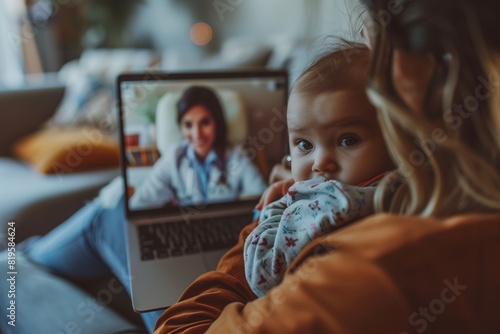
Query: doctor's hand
[{"left": 255, "top": 178, "right": 294, "bottom": 210}]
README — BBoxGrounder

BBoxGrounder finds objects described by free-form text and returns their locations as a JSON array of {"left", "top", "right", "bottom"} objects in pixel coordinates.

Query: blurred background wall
[{"left": 0, "top": 0, "right": 363, "bottom": 84}]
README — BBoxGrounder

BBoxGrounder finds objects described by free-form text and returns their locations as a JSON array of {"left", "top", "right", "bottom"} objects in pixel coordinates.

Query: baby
[{"left": 244, "top": 45, "right": 394, "bottom": 297}]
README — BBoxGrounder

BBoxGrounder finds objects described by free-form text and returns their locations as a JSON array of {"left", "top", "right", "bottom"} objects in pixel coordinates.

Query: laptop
[{"left": 117, "top": 70, "right": 288, "bottom": 311}]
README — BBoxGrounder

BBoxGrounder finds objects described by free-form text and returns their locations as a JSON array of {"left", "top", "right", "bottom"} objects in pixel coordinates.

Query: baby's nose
[{"left": 312, "top": 151, "right": 337, "bottom": 173}]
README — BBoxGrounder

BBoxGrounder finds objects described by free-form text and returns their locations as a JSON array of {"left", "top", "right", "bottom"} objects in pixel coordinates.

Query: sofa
[
  {"left": 0, "top": 79, "right": 121, "bottom": 246},
  {"left": 0, "top": 80, "right": 120, "bottom": 246},
  {"left": 0, "top": 79, "right": 144, "bottom": 331}
]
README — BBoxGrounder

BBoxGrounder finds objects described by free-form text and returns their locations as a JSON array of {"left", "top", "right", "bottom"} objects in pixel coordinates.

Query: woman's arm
[
  {"left": 204, "top": 213, "right": 500, "bottom": 333},
  {"left": 153, "top": 221, "right": 259, "bottom": 334},
  {"left": 205, "top": 213, "right": 423, "bottom": 334},
  {"left": 205, "top": 245, "right": 409, "bottom": 334}
]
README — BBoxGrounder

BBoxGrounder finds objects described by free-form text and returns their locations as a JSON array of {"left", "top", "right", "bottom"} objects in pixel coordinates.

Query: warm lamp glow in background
[{"left": 190, "top": 22, "right": 213, "bottom": 46}]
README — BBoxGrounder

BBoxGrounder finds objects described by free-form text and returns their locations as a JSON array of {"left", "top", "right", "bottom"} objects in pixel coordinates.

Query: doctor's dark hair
[{"left": 176, "top": 86, "right": 229, "bottom": 182}]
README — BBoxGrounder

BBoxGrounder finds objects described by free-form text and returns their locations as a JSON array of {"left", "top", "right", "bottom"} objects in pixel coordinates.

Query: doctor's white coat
[{"left": 129, "top": 143, "right": 267, "bottom": 210}]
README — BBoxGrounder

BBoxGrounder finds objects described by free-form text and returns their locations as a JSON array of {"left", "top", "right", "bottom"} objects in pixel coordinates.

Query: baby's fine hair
[{"left": 293, "top": 41, "right": 370, "bottom": 96}]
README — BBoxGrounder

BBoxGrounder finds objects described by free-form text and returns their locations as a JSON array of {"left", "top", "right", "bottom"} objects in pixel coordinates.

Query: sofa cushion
[
  {"left": 12, "top": 127, "right": 119, "bottom": 174},
  {"left": 0, "top": 83, "right": 65, "bottom": 157},
  {"left": 0, "top": 157, "right": 119, "bottom": 242}
]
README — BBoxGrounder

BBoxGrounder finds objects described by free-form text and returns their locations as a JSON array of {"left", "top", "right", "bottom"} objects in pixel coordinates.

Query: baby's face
[{"left": 287, "top": 89, "right": 394, "bottom": 184}]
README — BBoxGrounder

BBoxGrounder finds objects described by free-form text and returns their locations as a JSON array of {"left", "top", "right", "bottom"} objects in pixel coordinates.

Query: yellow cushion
[{"left": 12, "top": 127, "right": 119, "bottom": 174}]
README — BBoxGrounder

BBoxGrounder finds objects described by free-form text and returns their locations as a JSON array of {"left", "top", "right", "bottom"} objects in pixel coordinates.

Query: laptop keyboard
[{"left": 138, "top": 214, "right": 252, "bottom": 261}]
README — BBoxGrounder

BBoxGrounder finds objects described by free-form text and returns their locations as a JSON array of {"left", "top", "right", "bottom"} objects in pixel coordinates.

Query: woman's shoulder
[
  {"left": 290, "top": 212, "right": 500, "bottom": 270},
  {"left": 279, "top": 212, "right": 500, "bottom": 334}
]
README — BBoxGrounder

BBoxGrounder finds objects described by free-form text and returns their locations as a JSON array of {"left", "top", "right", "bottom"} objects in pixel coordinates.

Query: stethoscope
[{"left": 183, "top": 161, "right": 232, "bottom": 200}]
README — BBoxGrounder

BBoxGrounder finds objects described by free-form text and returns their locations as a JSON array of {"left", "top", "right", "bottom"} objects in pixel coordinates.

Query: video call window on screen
[{"left": 120, "top": 76, "right": 288, "bottom": 211}]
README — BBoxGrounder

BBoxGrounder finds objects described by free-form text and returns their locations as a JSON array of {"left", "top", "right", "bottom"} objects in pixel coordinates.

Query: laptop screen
[{"left": 117, "top": 71, "right": 288, "bottom": 217}]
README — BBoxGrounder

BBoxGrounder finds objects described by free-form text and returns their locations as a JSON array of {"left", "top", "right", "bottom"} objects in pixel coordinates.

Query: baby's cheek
[{"left": 291, "top": 163, "right": 307, "bottom": 182}]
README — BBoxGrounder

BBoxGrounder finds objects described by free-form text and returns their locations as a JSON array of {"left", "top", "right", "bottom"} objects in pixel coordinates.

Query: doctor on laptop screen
[{"left": 124, "top": 85, "right": 269, "bottom": 210}]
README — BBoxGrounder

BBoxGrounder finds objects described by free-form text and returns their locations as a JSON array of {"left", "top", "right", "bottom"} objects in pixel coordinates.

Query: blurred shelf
[{"left": 125, "top": 145, "right": 159, "bottom": 167}]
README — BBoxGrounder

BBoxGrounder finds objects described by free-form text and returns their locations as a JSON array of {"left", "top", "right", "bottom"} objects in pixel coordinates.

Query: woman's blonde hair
[{"left": 363, "top": 0, "right": 500, "bottom": 216}]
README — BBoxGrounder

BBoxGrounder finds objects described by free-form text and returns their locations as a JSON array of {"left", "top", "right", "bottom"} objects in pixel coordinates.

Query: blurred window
[{"left": 0, "top": 1, "right": 27, "bottom": 86}]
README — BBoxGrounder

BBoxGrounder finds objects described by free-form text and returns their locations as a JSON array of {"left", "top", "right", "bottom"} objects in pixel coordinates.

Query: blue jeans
[{"left": 25, "top": 196, "right": 165, "bottom": 333}]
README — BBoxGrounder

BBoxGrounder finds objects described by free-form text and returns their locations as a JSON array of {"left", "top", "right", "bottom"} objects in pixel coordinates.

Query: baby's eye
[
  {"left": 338, "top": 135, "right": 361, "bottom": 148},
  {"left": 182, "top": 121, "right": 192, "bottom": 129},
  {"left": 296, "top": 140, "right": 313, "bottom": 152}
]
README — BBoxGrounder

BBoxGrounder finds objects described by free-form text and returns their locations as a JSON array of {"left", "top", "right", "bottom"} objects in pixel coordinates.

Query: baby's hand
[
  {"left": 268, "top": 163, "right": 292, "bottom": 184},
  {"left": 255, "top": 178, "right": 294, "bottom": 210}
]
